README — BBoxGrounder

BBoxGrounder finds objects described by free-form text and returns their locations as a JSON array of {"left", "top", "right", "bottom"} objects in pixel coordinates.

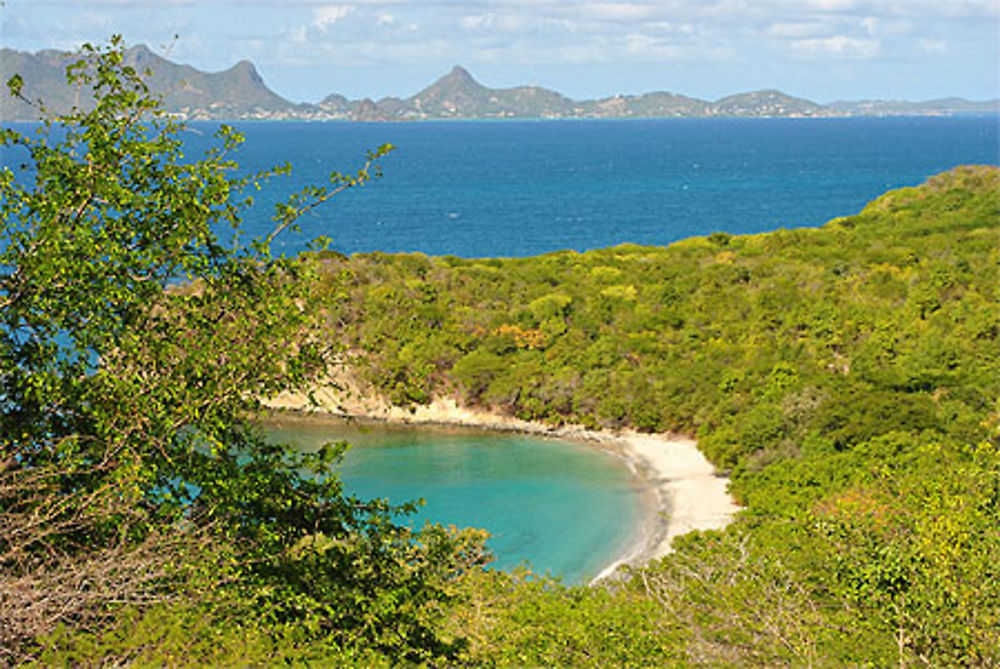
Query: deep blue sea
[{"left": 181, "top": 117, "right": 1000, "bottom": 258}]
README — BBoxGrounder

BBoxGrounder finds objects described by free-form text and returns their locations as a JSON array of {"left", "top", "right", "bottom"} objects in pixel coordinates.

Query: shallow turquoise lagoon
[{"left": 265, "top": 416, "right": 642, "bottom": 584}]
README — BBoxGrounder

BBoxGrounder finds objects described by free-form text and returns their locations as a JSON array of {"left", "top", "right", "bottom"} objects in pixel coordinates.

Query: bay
[
  {"left": 220, "top": 117, "right": 994, "bottom": 582},
  {"left": 265, "top": 416, "right": 642, "bottom": 584},
  {"left": 179, "top": 116, "right": 1000, "bottom": 258}
]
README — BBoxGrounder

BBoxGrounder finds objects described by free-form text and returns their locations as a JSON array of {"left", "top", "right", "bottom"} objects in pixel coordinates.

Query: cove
[{"left": 265, "top": 414, "right": 643, "bottom": 584}]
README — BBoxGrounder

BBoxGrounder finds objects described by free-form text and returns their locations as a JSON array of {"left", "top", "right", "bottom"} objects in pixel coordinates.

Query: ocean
[{"left": 184, "top": 116, "right": 1000, "bottom": 258}]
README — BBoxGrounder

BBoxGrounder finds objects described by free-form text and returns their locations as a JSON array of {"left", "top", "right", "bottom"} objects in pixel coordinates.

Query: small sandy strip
[
  {"left": 589, "top": 431, "right": 739, "bottom": 582},
  {"left": 266, "top": 390, "right": 739, "bottom": 581}
]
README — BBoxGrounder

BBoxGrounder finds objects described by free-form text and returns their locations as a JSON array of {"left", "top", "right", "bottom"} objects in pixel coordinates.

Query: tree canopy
[{"left": 0, "top": 37, "right": 486, "bottom": 664}]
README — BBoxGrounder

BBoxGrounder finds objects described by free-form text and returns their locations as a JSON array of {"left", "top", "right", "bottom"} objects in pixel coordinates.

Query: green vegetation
[
  {"left": 3, "top": 38, "right": 999, "bottom": 665},
  {"left": 305, "top": 164, "right": 1000, "bottom": 664},
  {"left": 1, "top": 39, "right": 486, "bottom": 665},
  {"left": 319, "top": 166, "right": 999, "bottom": 468}
]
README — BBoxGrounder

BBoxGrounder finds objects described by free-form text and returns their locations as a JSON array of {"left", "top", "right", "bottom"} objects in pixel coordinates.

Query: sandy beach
[{"left": 266, "top": 387, "right": 739, "bottom": 581}]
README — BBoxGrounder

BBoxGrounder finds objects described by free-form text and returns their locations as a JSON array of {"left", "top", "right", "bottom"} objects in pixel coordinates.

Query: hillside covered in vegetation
[
  {"left": 317, "top": 166, "right": 998, "bottom": 468},
  {"left": 297, "top": 164, "right": 1000, "bottom": 664}
]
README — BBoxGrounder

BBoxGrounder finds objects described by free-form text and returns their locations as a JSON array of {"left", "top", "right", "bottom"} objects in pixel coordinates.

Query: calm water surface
[
  {"left": 4, "top": 117, "right": 996, "bottom": 257},
  {"left": 183, "top": 116, "right": 999, "bottom": 257},
  {"left": 266, "top": 417, "right": 642, "bottom": 584}
]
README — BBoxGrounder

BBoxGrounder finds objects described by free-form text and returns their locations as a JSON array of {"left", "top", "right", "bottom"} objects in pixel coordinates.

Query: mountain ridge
[{"left": 2, "top": 46, "right": 997, "bottom": 122}]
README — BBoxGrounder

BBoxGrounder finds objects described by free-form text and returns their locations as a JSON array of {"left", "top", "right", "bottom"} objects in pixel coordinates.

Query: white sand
[
  {"left": 266, "top": 389, "right": 739, "bottom": 581},
  {"left": 590, "top": 431, "right": 739, "bottom": 581}
]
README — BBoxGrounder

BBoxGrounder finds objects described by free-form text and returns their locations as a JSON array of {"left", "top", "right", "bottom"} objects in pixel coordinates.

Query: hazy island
[{"left": 2, "top": 44, "right": 997, "bottom": 122}]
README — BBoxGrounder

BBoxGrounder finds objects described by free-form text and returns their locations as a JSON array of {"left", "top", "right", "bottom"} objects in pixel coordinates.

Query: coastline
[{"left": 265, "top": 390, "right": 739, "bottom": 582}]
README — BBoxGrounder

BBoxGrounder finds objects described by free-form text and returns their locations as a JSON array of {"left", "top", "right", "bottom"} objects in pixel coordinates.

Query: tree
[{"left": 0, "top": 37, "right": 486, "bottom": 663}]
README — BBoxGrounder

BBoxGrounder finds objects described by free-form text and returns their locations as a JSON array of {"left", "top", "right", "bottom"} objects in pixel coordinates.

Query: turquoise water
[{"left": 265, "top": 416, "right": 642, "bottom": 584}]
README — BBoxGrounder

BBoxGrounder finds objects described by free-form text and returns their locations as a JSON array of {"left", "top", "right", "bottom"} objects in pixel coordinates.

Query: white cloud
[
  {"left": 800, "top": 0, "right": 862, "bottom": 11},
  {"left": 585, "top": 3, "right": 658, "bottom": 21},
  {"left": 312, "top": 5, "right": 353, "bottom": 30},
  {"left": 790, "top": 35, "right": 882, "bottom": 59},
  {"left": 648, "top": 21, "right": 695, "bottom": 35},
  {"left": 287, "top": 25, "right": 308, "bottom": 44},
  {"left": 766, "top": 21, "right": 832, "bottom": 38},
  {"left": 460, "top": 13, "right": 496, "bottom": 30},
  {"left": 459, "top": 11, "right": 552, "bottom": 34},
  {"left": 624, "top": 33, "right": 678, "bottom": 57},
  {"left": 930, "top": 0, "right": 1000, "bottom": 18},
  {"left": 849, "top": 16, "right": 914, "bottom": 38}
]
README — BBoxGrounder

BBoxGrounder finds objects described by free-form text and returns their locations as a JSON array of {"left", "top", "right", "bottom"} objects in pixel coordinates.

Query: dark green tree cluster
[{"left": 1, "top": 39, "right": 487, "bottom": 664}]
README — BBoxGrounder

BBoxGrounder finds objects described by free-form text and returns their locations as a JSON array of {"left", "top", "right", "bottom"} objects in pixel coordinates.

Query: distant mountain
[
  {"left": 0, "top": 45, "right": 308, "bottom": 121},
  {"left": 579, "top": 91, "right": 710, "bottom": 118},
  {"left": 1, "top": 48, "right": 84, "bottom": 120},
  {"left": 313, "top": 69, "right": 858, "bottom": 121},
  {"left": 404, "top": 66, "right": 575, "bottom": 119},
  {"left": 2, "top": 45, "right": 997, "bottom": 122},
  {"left": 826, "top": 97, "right": 1000, "bottom": 116},
  {"left": 127, "top": 45, "right": 298, "bottom": 118},
  {"left": 711, "top": 89, "right": 825, "bottom": 117}
]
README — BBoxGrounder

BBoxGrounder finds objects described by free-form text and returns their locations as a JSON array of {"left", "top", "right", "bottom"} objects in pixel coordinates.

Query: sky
[{"left": 2, "top": 0, "right": 998, "bottom": 104}]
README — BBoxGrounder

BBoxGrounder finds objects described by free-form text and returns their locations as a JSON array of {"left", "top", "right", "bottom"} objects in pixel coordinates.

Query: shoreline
[{"left": 264, "top": 392, "right": 739, "bottom": 582}]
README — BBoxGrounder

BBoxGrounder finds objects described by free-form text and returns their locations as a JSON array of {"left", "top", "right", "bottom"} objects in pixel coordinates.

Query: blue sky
[{"left": 3, "top": 0, "right": 998, "bottom": 104}]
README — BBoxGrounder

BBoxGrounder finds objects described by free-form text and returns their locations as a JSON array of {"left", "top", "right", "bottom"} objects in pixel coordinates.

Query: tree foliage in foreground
[{"left": 0, "top": 38, "right": 487, "bottom": 665}]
